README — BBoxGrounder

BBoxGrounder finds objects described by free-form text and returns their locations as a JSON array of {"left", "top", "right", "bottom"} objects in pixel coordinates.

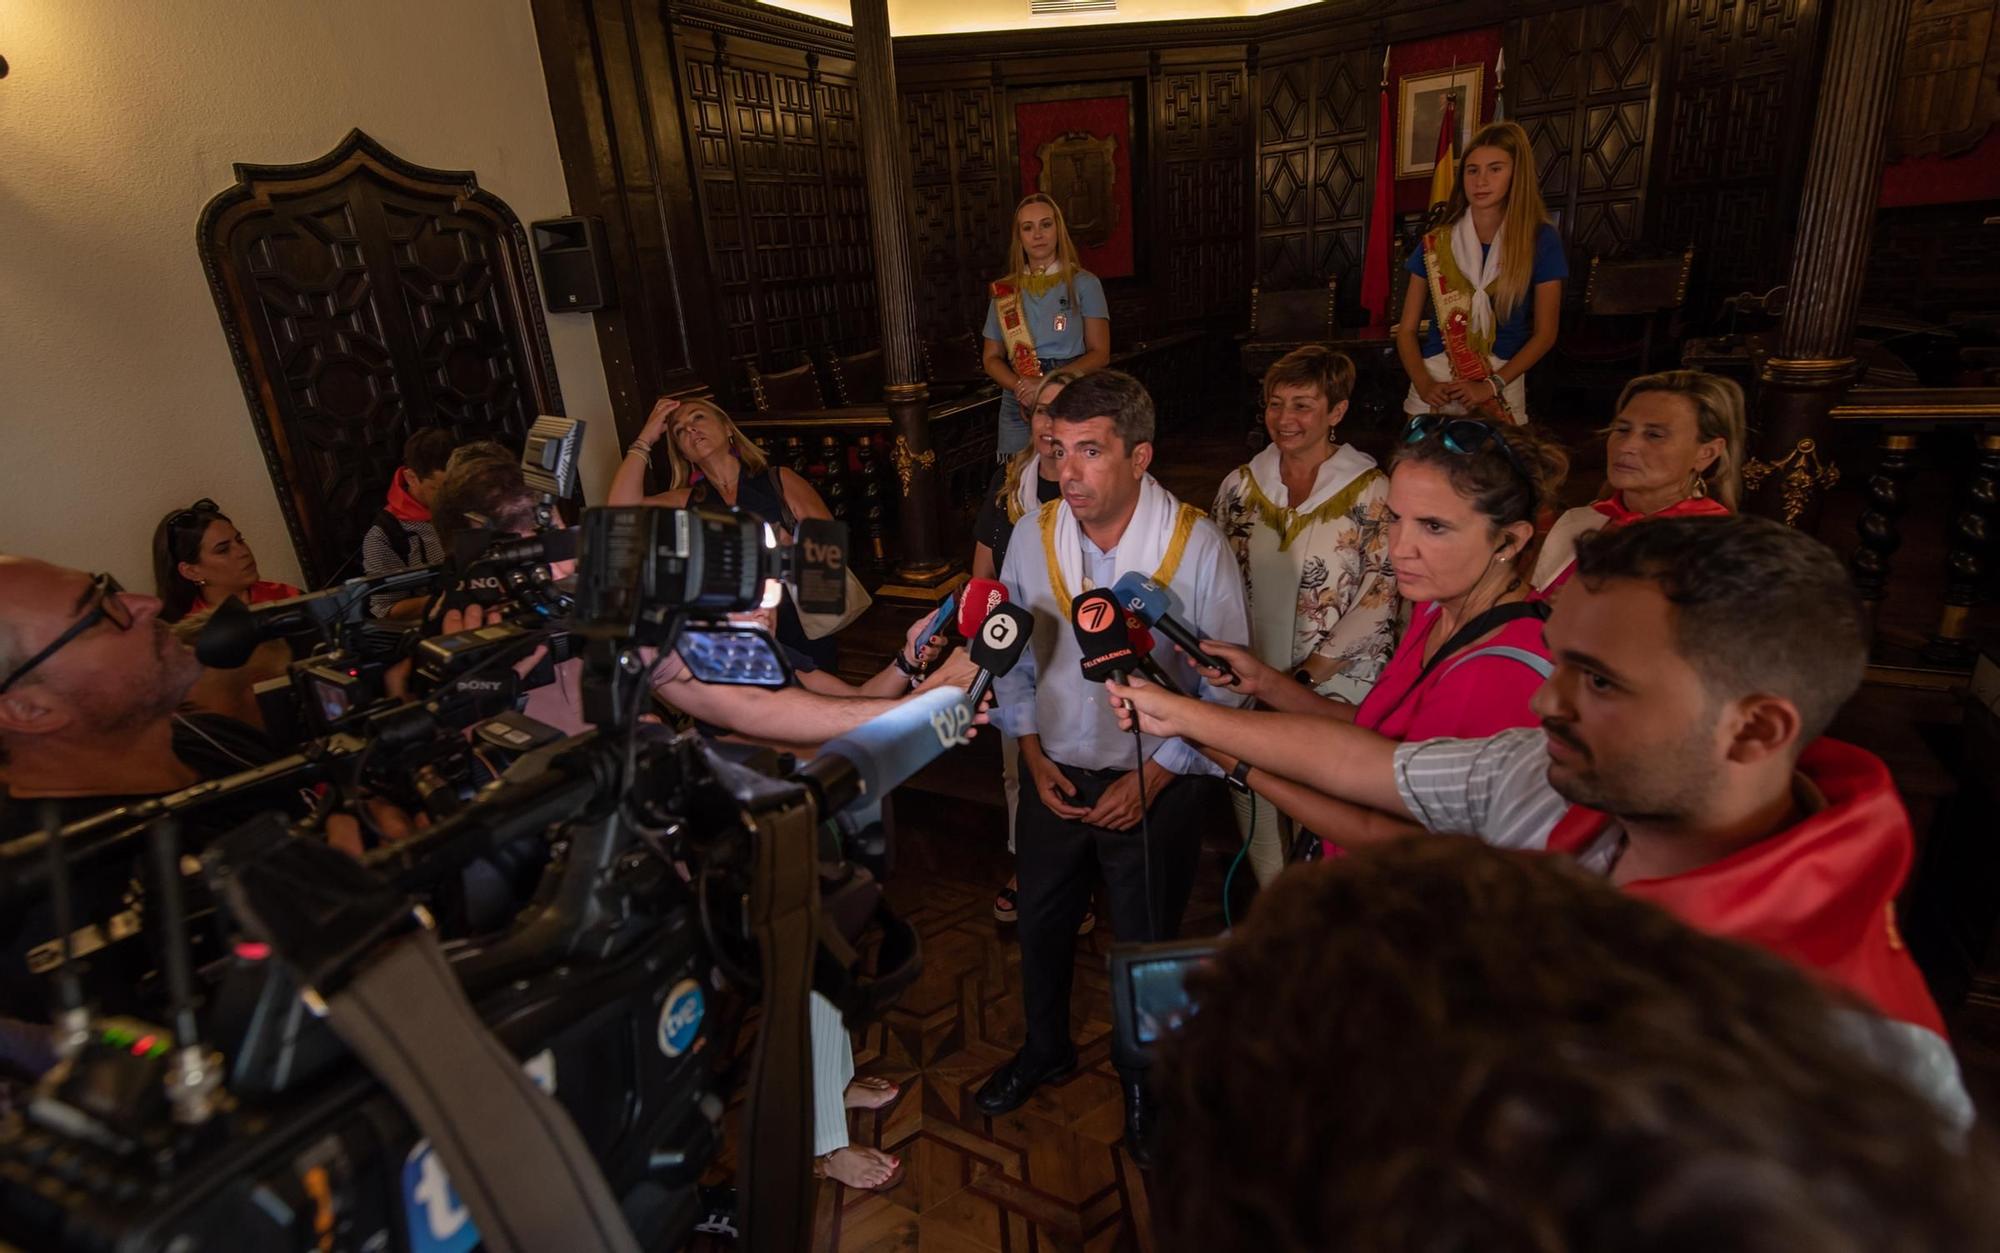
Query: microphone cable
[{"left": 1129, "top": 703, "right": 1159, "bottom": 942}]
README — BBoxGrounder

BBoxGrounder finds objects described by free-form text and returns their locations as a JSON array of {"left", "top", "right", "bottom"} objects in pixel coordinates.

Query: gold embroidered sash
[
  {"left": 1038, "top": 500, "right": 1203, "bottom": 616},
  {"left": 990, "top": 279, "right": 1043, "bottom": 381},
  {"left": 1421, "top": 231, "right": 1513, "bottom": 424}
]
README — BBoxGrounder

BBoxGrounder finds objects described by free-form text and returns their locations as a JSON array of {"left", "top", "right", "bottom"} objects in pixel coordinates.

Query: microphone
[
  {"left": 966, "top": 603, "right": 1033, "bottom": 709},
  {"left": 1111, "top": 572, "right": 1235, "bottom": 682},
  {"left": 1125, "top": 623, "right": 1186, "bottom": 696},
  {"left": 1071, "top": 588, "right": 1140, "bottom": 683},
  {"left": 792, "top": 687, "right": 973, "bottom": 818},
  {"left": 957, "top": 578, "right": 1009, "bottom": 640}
]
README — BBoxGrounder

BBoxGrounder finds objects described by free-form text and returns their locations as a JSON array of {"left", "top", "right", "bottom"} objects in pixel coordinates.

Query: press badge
[{"left": 1053, "top": 313, "right": 1068, "bottom": 332}]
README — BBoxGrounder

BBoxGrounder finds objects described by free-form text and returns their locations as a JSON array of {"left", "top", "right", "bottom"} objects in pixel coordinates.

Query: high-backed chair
[
  {"left": 746, "top": 358, "right": 826, "bottom": 411},
  {"left": 1246, "top": 278, "right": 1338, "bottom": 347},
  {"left": 1576, "top": 245, "right": 1696, "bottom": 373},
  {"left": 827, "top": 347, "right": 884, "bottom": 406}
]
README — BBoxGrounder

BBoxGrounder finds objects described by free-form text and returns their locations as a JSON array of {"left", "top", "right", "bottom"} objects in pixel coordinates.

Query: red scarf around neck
[
  {"left": 386, "top": 470, "right": 431, "bottom": 523},
  {"left": 1591, "top": 491, "right": 1731, "bottom": 527},
  {"left": 1545, "top": 739, "right": 1945, "bottom": 1034}
]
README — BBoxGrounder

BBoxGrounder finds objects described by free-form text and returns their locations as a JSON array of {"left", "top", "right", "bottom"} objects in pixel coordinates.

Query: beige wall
[{"left": 0, "top": 0, "right": 618, "bottom": 591}]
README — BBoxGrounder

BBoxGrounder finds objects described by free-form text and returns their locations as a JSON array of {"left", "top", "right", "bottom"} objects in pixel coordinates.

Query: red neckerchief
[
  {"left": 1590, "top": 492, "right": 1732, "bottom": 527},
  {"left": 195, "top": 580, "right": 299, "bottom": 615},
  {"left": 1545, "top": 739, "right": 1945, "bottom": 1034},
  {"left": 385, "top": 471, "right": 431, "bottom": 523}
]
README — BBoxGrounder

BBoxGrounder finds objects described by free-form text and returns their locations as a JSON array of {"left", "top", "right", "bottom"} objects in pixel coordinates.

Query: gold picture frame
[{"left": 1396, "top": 65, "right": 1483, "bottom": 179}]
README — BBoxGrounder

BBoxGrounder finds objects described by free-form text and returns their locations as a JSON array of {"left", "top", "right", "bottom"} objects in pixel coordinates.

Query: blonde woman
[
  {"left": 981, "top": 194, "right": 1111, "bottom": 458},
  {"left": 1532, "top": 370, "right": 1746, "bottom": 593},
  {"left": 1210, "top": 346, "right": 1394, "bottom": 885},
  {"left": 1395, "top": 121, "right": 1567, "bottom": 424},
  {"left": 612, "top": 395, "right": 840, "bottom": 665}
]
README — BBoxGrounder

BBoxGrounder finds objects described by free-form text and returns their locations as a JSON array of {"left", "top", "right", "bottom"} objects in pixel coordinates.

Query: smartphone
[
  {"left": 918, "top": 591, "right": 958, "bottom": 644},
  {"left": 674, "top": 624, "right": 795, "bottom": 689}
]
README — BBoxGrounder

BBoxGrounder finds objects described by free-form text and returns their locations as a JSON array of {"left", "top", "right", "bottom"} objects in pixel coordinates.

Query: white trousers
[
  {"left": 811, "top": 991, "right": 855, "bottom": 1156},
  {"left": 1403, "top": 352, "right": 1528, "bottom": 423}
]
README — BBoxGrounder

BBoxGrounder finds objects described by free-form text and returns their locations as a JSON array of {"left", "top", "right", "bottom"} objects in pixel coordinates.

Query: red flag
[{"left": 1359, "top": 52, "right": 1395, "bottom": 328}]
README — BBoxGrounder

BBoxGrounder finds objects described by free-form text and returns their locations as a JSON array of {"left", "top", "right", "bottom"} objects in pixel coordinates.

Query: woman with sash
[
  {"left": 1195, "top": 415, "right": 1569, "bottom": 858},
  {"left": 1532, "top": 369, "right": 1744, "bottom": 593},
  {"left": 981, "top": 194, "right": 1111, "bottom": 459},
  {"left": 1210, "top": 346, "right": 1394, "bottom": 885},
  {"left": 1395, "top": 121, "right": 1566, "bottom": 424},
  {"left": 977, "top": 369, "right": 1096, "bottom": 932}
]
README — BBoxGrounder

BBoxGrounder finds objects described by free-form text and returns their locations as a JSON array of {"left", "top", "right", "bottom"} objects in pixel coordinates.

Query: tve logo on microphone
[{"left": 929, "top": 700, "right": 973, "bottom": 747}]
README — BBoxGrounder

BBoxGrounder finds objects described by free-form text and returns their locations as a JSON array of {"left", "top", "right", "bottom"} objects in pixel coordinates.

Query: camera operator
[
  {"left": 362, "top": 427, "right": 458, "bottom": 619},
  {"left": 1153, "top": 838, "right": 1995, "bottom": 1253},
  {"left": 1106, "top": 515, "right": 1971, "bottom": 1125}
]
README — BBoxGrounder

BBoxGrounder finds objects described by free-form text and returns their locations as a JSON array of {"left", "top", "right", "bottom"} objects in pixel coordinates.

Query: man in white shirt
[{"left": 978, "top": 371, "right": 1249, "bottom": 1163}]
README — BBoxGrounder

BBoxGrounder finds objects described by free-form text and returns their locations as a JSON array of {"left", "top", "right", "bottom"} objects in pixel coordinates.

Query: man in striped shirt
[{"left": 1107, "top": 515, "right": 1970, "bottom": 1125}]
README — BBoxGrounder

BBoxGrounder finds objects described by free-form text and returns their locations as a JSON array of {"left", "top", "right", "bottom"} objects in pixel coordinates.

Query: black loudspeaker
[{"left": 532, "top": 216, "right": 615, "bottom": 313}]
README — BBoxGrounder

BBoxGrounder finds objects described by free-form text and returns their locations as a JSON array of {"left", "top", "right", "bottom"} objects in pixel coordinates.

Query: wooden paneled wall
[
  {"left": 533, "top": 0, "right": 1841, "bottom": 437},
  {"left": 896, "top": 47, "right": 1252, "bottom": 347}
]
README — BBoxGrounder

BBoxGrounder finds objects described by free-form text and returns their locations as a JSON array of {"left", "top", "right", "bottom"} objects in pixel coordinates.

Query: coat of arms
[{"left": 1036, "top": 132, "right": 1120, "bottom": 247}]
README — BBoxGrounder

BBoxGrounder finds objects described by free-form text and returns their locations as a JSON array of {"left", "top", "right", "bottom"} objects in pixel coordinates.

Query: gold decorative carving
[
  {"left": 1742, "top": 437, "right": 1841, "bottom": 527},
  {"left": 884, "top": 381, "right": 928, "bottom": 402},
  {"left": 1758, "top": 356, "right": 1861, "bottom": 387},
  {"left": 891, "top": 435, "right": 936, "bottom": 497}
]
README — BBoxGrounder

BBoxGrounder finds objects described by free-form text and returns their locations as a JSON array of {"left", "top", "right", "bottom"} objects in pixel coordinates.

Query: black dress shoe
[
  {"left": 974, "top": 1049, "right": 1077, "bottom": 1116},
  {"left": 1122, "top": 1075, "right": 1159, "bottom": 1169}
]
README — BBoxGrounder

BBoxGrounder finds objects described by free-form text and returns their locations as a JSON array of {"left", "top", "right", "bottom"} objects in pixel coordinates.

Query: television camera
[{"left": 0, "top": 442, "right": 964, "bottom": 1251}]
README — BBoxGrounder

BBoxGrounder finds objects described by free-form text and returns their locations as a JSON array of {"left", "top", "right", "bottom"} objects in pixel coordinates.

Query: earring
[{"left": 1690, "top": 469, "right": 1708, "bottom": 499}]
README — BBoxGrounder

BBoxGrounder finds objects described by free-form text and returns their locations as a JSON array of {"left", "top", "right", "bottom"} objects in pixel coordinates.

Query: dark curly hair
[
  {"left": 1573, "top": 514, "right": 1864, "bottom": 744},
  {"left": 1154, "top": 839, "right": 1992, "bottom": 1253},
  {"left": 1392, "top": 416, "right": 1569, "bottom": 542}
]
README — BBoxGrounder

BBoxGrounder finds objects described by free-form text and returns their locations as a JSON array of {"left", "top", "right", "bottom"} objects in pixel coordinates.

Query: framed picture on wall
[
  {"left": 1012, "top": 83, "right": 1139, "bottom": 280},
  {"left": 1396, "top": 66, "right": 1483, "bottom": 179}
]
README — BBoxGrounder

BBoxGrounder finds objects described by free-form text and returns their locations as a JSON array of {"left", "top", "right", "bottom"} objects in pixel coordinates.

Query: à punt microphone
[{"left": 966, "top": 603, "right": 1033, "bottom": 710}]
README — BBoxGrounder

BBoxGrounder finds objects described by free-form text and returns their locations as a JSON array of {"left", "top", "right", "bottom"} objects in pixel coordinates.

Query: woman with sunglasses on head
[
  {"left": 1531, "top": 370, "right": 1745, "bottom": 594},
  {"left": 981, "top": 194, "right": 1111, "bottom": 459},
  {"left": 1192, "top": 415, "right": 1567, "bottom": 855},
  {"left": 151, "top": 500, "right": 299, "bottom": 623},
  {"left": 1395, "top": 121, "right": 1566, "bottom": 425},
  {"left": 613, "top": 395, "right": 845, "bottom": 668}
]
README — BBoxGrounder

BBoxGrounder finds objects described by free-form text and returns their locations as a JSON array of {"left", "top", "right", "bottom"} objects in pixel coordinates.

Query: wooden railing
[
  {"left": 733, "top": 332, "right": 1223, "bottom": 573},
  {"left": 1834, "top": 387, "right": 2000, "bottom": 669}
]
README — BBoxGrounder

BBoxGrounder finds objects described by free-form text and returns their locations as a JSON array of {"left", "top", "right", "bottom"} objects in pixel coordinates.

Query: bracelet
[
  {"left": 891, "top": 650, "right": 921, "bottom": 677},
  {"left": 627, "top": 440, "right": 654, "bottom": 459}
]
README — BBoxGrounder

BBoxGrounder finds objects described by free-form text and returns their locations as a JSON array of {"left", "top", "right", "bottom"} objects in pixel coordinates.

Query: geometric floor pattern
[{"left": 801, "top": 773, "right": 1239, "bottom": 1253}]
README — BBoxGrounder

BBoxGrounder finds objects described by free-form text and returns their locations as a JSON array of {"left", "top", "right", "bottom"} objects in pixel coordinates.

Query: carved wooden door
[{"left": 198, "top": 129, "right": 563, "bottom": 585}]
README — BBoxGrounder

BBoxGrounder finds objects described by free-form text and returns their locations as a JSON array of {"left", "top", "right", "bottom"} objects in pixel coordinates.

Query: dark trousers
[{"left": 1014, "top": 760, "right": 1220, "bottom": 1065}]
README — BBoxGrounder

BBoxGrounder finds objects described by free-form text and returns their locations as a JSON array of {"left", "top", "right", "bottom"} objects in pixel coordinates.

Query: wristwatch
[{"left": 1226, "top": 759, "right": 1254, "bottom": 795}]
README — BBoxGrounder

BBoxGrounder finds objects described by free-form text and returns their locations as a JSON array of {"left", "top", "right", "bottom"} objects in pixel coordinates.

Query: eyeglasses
[
  {"left": 0, "top": 574, "right": 136, "bottom": 695},
  {"left": 1401, "top": 414, "right": 1532, "bottom": 486}
]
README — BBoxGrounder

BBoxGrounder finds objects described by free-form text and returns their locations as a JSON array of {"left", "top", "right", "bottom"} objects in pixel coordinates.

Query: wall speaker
[{"left": 532, "top": 216, "right": 615, "bottom": 313}]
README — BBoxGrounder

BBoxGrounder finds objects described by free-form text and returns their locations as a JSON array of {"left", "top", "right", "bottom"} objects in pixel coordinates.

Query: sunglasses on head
[
  {"left": 1401, "top": 414, "right": 1531, "bottom": 485},
  {"left": 169, "top": 498, "right": 221, "bottom": 532},
  {"left": 0, "top": 573, "right": 135, "bottom": 695}
]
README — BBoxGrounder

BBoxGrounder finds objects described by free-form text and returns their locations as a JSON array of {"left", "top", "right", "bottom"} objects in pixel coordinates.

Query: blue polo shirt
[
  {"left": 1407, "top": 223, "right": 1568, "bottom": 359},
  {"left": 982, "top": 269, "right": 1109, "bottom": 361}
]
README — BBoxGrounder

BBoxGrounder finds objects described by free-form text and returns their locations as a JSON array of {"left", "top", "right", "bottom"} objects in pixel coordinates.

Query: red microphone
[{"left": 958, "top": 578, "right": 1010, "bottom": 639}]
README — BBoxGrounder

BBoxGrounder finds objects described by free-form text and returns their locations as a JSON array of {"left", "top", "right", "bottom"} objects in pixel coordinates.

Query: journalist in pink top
[{"left": 1192, "top": 413, "right": 1569, "bottom": 857}]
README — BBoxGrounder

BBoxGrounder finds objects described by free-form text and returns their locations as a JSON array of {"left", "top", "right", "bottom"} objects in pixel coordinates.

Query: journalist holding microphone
[{"left": 981, "top": 370, "right": 1248, "bottom": 1162}]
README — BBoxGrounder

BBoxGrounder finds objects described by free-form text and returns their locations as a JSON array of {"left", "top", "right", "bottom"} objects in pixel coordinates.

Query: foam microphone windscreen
[
  {"left": 193, "top": 596, "right": 260, "bottom": 669},
  {"left": 1071, "top": 589, "right": 1139, "bottom": 683},
  {"left": 1110, "top": 571, "right": 1172, "bottom": 627},
  {"left": 958, "top": 578, "right": 1009, "bottom": 639},
  {"left": 807, "top": 686, "right": 974, "bottom": 815}
]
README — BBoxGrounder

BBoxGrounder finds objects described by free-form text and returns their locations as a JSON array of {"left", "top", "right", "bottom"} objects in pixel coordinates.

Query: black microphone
[
  {"left": 1112, "top": 571, "right": 1234, "bottom": 682},
  {"left": 966, "top": 603, "right": 1033, "bottom": 709},
  {"left": 1071, "top": 588, "right": 1140, "bottom": 683},
  {"left": 1125, "top": 623, "right": 1186, "bottom": 696}
]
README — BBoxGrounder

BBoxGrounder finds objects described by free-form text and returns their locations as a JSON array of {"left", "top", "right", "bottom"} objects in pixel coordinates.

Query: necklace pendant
[{"left": 1052, "top": 313, "right": 1067, "bottom": 333}]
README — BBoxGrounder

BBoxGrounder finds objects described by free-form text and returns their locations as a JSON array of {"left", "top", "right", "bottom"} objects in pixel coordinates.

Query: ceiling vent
[{"left": 1029, "top": 0, "right": 1117, "bottom": 14}]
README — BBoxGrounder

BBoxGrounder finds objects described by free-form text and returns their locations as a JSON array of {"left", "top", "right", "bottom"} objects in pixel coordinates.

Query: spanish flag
[{"left": 1428, "top": 92, "right": 1459, "bottom": 213}]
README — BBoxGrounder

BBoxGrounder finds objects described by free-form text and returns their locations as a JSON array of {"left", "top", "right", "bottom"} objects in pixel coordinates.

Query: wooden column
[
  {"left": 1745, "top": 0, "right": 1913, "bottom": 529},
  {"left": 852, "top": 0, "right": 955, "bottom": 592}
]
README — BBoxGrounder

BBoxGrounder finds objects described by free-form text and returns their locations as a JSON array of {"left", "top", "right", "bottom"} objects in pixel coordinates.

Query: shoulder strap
[
  {"left": 1440, "top": 644, "right": 1554, "bottom": 682},
  {"left": 373, "top": 508, "right": 410, "bottom": 564},
  {"left": 767, "top": 468, "right": 800, "bottom": 534},
  {"left": 1413, "top": 600, "right": 1551, "bottom": 691},
  {"left": 689, "top": 480, "right": 712, "bottom": 506}
]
